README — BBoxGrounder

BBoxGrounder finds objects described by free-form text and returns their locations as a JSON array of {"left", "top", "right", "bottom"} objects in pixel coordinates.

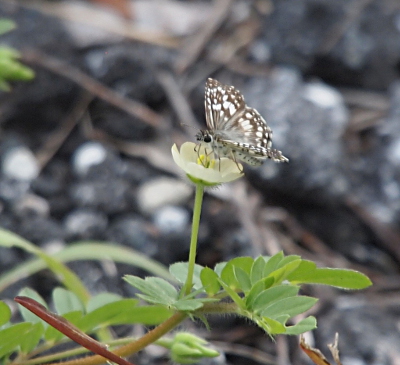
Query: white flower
[{"left": 172, "top": 143, "right": 243, "bottom": 186}]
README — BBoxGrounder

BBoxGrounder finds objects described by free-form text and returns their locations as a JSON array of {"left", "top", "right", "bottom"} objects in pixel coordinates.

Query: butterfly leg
[
  {"left": 228, "top": 150, "right": 244, "bottom": 173},
  {"left": 195, "top": 143, "right": 216, "bottom": 168}
]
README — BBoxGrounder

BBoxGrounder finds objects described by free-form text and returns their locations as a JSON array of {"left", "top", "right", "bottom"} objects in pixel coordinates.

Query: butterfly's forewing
[
  {"left": 205, "top": 78, "right": 272, "bottom": 149},
  {"left": 202, "top": 78, "right": 288, "bottom": 164},
  {"left": 205, "top": 78, "right": 245, "bottom": 131}
]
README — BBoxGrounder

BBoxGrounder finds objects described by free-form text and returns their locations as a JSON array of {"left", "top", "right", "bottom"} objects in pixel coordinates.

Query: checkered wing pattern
[
  {"left": 205, "top": 78, "right": 273, "bottom": 149},
  {"left": 199, "top": 78, "right": 288, "bottom": 165}
]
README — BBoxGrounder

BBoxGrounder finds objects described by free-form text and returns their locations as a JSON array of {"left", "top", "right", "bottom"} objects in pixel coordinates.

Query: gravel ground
[{"left": 1, "top": 1, "right": 400, "bottom": 364}]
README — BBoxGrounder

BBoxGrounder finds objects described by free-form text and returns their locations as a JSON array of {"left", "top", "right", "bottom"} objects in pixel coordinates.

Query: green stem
[
  {"left": 183, "top": 183, "right": 204, "bottom": 296},
  {"left": 38, "top": 312, "right": 187, "bottom": 365},
  {"left": 17, "top": 334, "right": 181, "bottom": 365}
]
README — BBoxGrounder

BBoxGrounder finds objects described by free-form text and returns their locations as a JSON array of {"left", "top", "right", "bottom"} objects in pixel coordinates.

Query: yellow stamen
[{"left": 197, "top": 154, "right": 216, "bottom": 169}]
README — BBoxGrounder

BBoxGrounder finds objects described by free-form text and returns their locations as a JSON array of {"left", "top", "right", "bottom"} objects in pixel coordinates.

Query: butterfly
[{"left": 196, "top": 78, "right": 288, "bottom": 166}]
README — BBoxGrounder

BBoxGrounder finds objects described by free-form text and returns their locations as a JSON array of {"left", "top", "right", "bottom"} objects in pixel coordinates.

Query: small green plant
[
  {"left": 0, "top": 142, "right": 371, "bottom": 365},
  {"left": 0, "top": 19, "right": 35, "bottom": 91}
]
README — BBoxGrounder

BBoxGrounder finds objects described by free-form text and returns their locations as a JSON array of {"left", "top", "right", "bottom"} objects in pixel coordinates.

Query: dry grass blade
[
  {"left": 157, "top": 71, "right": 200, "bottom": 132},
  {"left": 22, "top": 50, "right": 163, "bottom": 128},
  {"left": 175, "top": 0, "right": 233, "bottom": 73},
  {"left": 211, "top": 341, "right": 276, "bottom": 364},
  {"left": 4, "top": 0, "right": 178, "bottom": 48},
  {"left": 35, "top": 92, "right": 94, "bottom": 170}
]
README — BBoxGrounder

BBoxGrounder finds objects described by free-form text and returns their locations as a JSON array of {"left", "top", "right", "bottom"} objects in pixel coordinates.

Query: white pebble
[
  {"left": 2, "top": 147, "right": 39, "bottom": 181},
  {"left": 137, "top": 177, "right": 192, "bottom": 215},
  {"left": 72, "top": 142, "right": 107, "bottom": 175},
  {"left": 153, "top": 206, "right": 189, "bottom": 233},
  {"left": 303, "top": 82, "right": 343, "bottom": 108}
]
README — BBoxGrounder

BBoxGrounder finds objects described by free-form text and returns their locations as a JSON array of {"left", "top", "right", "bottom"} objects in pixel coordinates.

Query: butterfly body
[
  {"left": 196, "top": 78, "right": 288, "bottom": 166},
  {"left": 196, "top": 129, "right": 266, "bottom": 166}
]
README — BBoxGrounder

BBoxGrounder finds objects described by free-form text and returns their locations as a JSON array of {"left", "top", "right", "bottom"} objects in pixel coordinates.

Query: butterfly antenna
[{"left": 180, "top": 122, "right": 199, "bottom": 131}]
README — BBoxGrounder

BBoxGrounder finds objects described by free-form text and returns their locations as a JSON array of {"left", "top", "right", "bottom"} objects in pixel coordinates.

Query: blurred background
[{"left": 1, "top": 0, "right": 400, "bottom": 364}]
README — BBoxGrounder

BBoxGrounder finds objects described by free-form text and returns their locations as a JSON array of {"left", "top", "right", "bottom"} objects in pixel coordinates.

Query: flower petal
[{"left": 172, "top": 142, "right": 243, "bottom": 185}]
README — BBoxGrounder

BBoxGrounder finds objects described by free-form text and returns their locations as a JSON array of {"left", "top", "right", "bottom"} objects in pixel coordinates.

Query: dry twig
[{"left": 22, "top": 50, "right": 163, "bottom": 128}]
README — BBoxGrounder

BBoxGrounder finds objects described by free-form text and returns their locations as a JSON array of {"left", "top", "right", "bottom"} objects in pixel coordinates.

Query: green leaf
[
  {"left": 0, "top": 239, "right": 174, "bottom": 295},
  {"left": 284, "top": 316, "right": 317, "bottom": 335},
  {"left": 0, "top": 301, "right": 11, "bottom": 325},
  {"left": 214, "top": 262, "right": 227, "bottom": 277},
  {"left": 0, "top": 19, "right": 16, "bottom": 35},
  {"left": 0, "top": 229, "right": 90, "bottom": 304},
  {"left": 261, "top": 296, "right": 318, "bottom": 319},
  {"left": 253, "top": 315, "right": 286, "bottom": 335},
  {"left": 0, "top": 322, "right": 32, "bottom": 357},
  {"left": 86, "top": 292, "right": 123, "bottom": 312},
  {"left": 219, "top": 257, "right": 255, "bottom": 292},
  {"left": 124, "top": 276, "right": 149, "bottom": 293},
  {"left": 218, "top": 279, "right": 245, "bottom": 310},
  {"left": 53, "top": 288, "right": 84, "bottom": 315},
  {"left": 170, "top": 262, "right": 204, "bottom": 290},
  {"left": 124, "top": 276, "right": 178, "bottom": 305},
  {"left": 0, "top": 58, "right": 35, "bottom": 81},
  {"left": 17, "top": 288, "right": 48, "bottom": 327},
  {"left": 20, "top": 322, "right": 44, "bottom": 353},
  {"left": 228, "top": 257, "right": 254, "bottom": 274},
  {"left": 251, "top": 285, "right": 300, "bottom": 313},
  {"left": 276, "top": 255, "right": 301, "bottom": 269},
  {"left": 220, "top": 257, "right": 253, "bottom": 290},
  {"left": 106, "top": 305, "right": 172, "bottom": 325},
  {"left": 285, "top": 260, "right": 316, "bottom": 282},
  {"left": 200, "top": 267, "right": 220, "bottom": 296},
  {"left": 287, "top": 267, "right": 372, "bottom": 289},
  {"left": 250, "top": 256, "right": 266, "bottom": 284},
  {"left": 245, "top": 277, "right": 274, "bottom": 308},
  {"left": 272, "top": 314, "right": 290, "bottom": 325},
  {"left": 263, "top": 251, "right": 284, "bottom": 277},
  {"left": 233, "top": 267, "right": 251, "bottom": 293},
  {"left": 146, "top": 277, "right": 178, "bottom": 300},
  {"left": 267, "top": 260, "right": 302, "bottom": 284},
  {"left": 79, "top": 299, "right": 139, "bottom": 331},
  {"left": 220, "top": 262, "right": 240, "bottom": 290},
  {"left": 0, "top": 79, "right": 10, "bottom": 91},
  {"left": 174, "top": 299, "right": 205, "bottom": 311},
  {"left": 0, "top": 47, "right": 19, "bottom": 59}
]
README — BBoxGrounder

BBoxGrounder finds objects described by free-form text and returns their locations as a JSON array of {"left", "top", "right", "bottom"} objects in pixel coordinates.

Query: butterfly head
[{"left": 196, "top": 130, "right": 213, "bottom": 144}]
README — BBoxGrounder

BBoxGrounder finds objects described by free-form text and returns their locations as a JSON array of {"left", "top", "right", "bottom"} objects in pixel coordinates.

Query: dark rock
[
  {"left": 31, "top": 160, "right": 70, "bottom": 197},
  {"left": 259, "top": 0, "right": 400, "bottom": 89},
  {"left": 0, "top": 178, "right": 30, "bottom": 203},
  {"left": 85, "top": 46, "right": 169, "bottom": 141},
  {"left": 107, "top": 215, "right": 157, "bottom": 256},
  {"left": 319, "top": 297, "right": 400, "bottom": 365},
  {"left": 47, "top": 194, "right": 75, "bottom": 220},
  {"left": 63, "top": 208, "right": 108, "bottom": 240},
  {"left": 236, "top": 72, "right": 397, "bottom": 270},
  {"left": 17, "top": 215, "right": 65, "bottom": 245},
  {"left": 0, "top": 4, "right": 81, "bottom": 142},
  {"left": 222, "top": 228, "right": 256, "bottom": 260},
  {"left": 119, "top": 159, "right": 161, "bottom": 185},
  {"left": 69, "top": 178, "right": 133, "bottom": 214},
  {"left": 243, "top": 69, "right": 348, "bottom": 201},
  {"left": 0, "top": 212, "right": 16, "bottom": 232}
]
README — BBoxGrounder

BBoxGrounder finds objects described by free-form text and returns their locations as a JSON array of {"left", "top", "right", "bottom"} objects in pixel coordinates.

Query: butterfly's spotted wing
[{"left": 197, "top": 78, "right": 288, "bottom": 166}]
